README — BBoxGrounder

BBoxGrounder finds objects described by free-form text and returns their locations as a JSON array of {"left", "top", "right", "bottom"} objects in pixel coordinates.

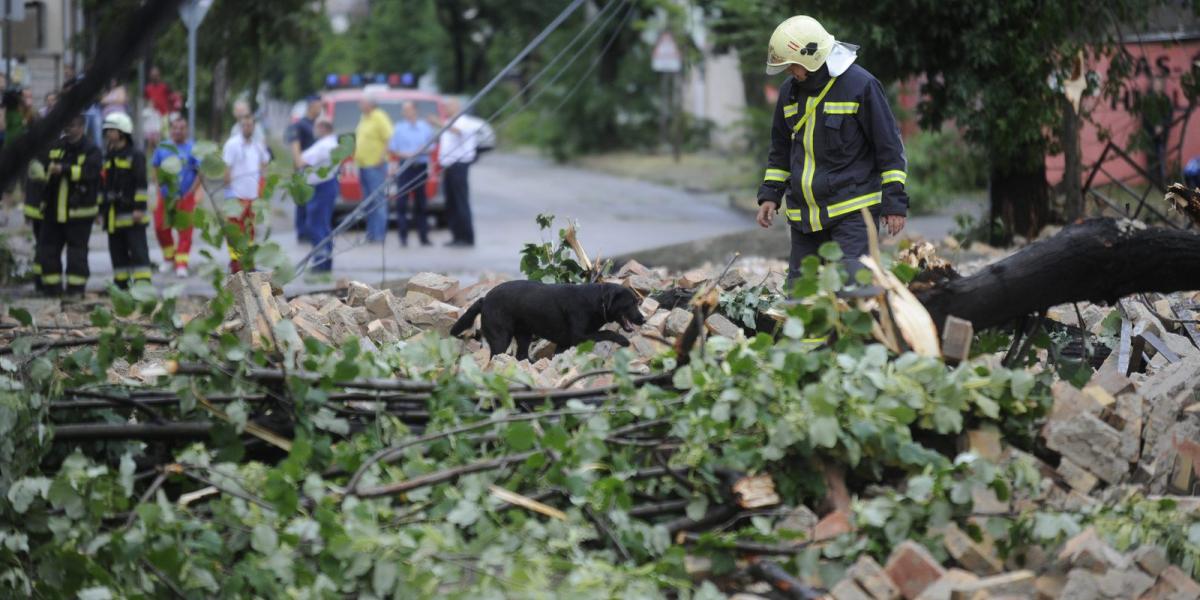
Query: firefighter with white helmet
[
  {"left": 757, "top": 15, "right": 910, "bottom": 289},
  {"left": 100, "top": 111, "right": 152, "bottom": 288}
]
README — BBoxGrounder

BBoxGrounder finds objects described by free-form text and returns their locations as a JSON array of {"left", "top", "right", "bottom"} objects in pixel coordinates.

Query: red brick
[
  {"left": 813, "top": 509, "right": 854, "bottom": 542},
  {"left": 884, "top": 541, "right": 947, "bottom": 600}
]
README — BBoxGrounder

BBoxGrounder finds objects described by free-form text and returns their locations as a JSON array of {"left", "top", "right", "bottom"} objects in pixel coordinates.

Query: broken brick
[
  {"left": 1057, "top": 527, "right": 1128, "bottom": 573},
  {"left": 831, "top": 578, "right": 874, "bottom": 600},
  {"left": 345, "top": 281, "right": 374, "bottom": 307},
  {"left": 914, "top": 569, "right": 979, "bottom": 600},
  {"left": 813, "top": 509, "right": 853, "bottom": 542},
  {"left": 406, "top": 272, "right": 460, "bottom": 302},
  {"left": 1045, "top": 412, "right": 1134, "bottom": 485},
  {"left": 1131, "top": 545, "right": 1170, "bottom": 577},
  {"left": 664, "top": 308, "right": 694, "bottom": 338},
  {"left": 677, "top": 268, "right": 712, "bottom": 290},
  {"left": 705, "top": 313, "right": 743, "bottom": 340},
  {"left": 1057, "top": 457, "right": 1099, "bottom": 494},
  {"left": 1145, "top": 565, "right": 1200, "bottom": 599},
  {"left": 884, "top": 540, "right": 947, "bottom": 600},
  {"left": 846, "top": 554, "right": 900, "bottom": 600},
  {"left": 960, "top": 426, "right": 1004, "bottom": 462},
  {"left": 941, "top": 523, "right": 1002, "bottom": 575},
  {"left": 950, "top": 570, "right": 1035, "bottom": 599}
]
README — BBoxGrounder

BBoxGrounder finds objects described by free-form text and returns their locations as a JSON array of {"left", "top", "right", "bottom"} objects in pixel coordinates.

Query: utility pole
[
  {"left": 179, "top": 0, "right": 212, "bottom": 131},
  {"left": 651, "top": 31, "right": 683, "bottom": 162}
]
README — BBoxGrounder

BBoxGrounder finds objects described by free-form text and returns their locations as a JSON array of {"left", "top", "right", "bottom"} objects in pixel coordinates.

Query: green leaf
[
  {"left": 7, "top": 477, "right": 50, "bottom": 513},
  {"left": 7, "top": 307, "right": 31, "bottom": 326},
  {"left": 199, "top": 153, "right": 227, "bottom": 179},
  {"left": 1010, "top": 370, "right": 1035, "bottom": 398},
  {"left": 808, "top": 416, "right": 840, "bottom": 448},
  {"left": 372, "top": 560, "right": 398, "bottom": 596},
  {"left": 251, "top": 524, "right": 278, "bottom": 553},
  {"left": 446, "top": 498, "right": 481, "bottom": 527},
  {"left": 818, "top": 241, "right": 844, "bottom": 261},
  {"left": 503, "top": 422, "right": 536, "bottom": 451}
]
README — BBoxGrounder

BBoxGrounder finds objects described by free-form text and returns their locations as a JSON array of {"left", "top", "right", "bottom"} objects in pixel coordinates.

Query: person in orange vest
[
  {"left": 35, "top": 114, "right": 102, "bottom": 297},
  {"left": 100, "top": 112, "right": 152, "bottom": 288}
]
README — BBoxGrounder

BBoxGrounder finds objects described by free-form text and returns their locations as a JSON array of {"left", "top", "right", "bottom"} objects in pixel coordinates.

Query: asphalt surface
[
  {"left": 2, "top": 152, "right": 981, "bottom": 297},
  {"left": 3, "top": 152, "right": 752, "bottom": 296}
]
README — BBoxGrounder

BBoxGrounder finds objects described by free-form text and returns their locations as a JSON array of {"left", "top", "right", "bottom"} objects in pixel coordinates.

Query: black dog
[{"left": 450, "top": 281, "right": 646, "bottom": 359}]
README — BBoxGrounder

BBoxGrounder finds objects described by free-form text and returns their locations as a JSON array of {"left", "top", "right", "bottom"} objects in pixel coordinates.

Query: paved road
[
  {"left": 3, "top": 152, "right": 982, "bottom": 297},
  {"left": 3, "top": 152, "right": 754, "bottom": 296}
]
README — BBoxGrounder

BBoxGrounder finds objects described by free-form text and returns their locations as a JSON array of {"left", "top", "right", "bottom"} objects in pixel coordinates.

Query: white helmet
[
  {"left": 765, "top": 16, "right": 835, "bottom": 75},
  {"left": 102, "top": 112, "right": 134, "bottom": 136}
]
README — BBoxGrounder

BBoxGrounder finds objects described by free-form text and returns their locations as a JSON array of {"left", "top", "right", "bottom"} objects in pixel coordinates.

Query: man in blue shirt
[
  {"left": 388, "top": 101, "right": 435, "bottom": 247},
  {"left": 288, "top": 95, "right": 321, "bottom": 243},
  {"left": 152, "top": 116, "right": 201, "bottom": 277}
]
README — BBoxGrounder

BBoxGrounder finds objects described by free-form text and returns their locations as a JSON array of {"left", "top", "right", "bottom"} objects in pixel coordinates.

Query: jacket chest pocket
[{"left": 823, "top": 113, "right": 863, "bottom": 161}]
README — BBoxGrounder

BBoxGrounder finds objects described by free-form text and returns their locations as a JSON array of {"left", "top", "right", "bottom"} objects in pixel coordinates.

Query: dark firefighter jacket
[
  {"left": 38, "top": 135, "right": 102, "bottom": 223},
  {"left": 757, "top": 63, "right": 910, "bottom": 234},
  {"left": 101, "top": 144, "right": 149, "bottom": 233}
]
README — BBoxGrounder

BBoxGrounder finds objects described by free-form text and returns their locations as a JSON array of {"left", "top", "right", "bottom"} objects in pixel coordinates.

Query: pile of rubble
[
  {"left": 220, "top": 259, "right": 789, "bottom": 387},
  {"left": 823, "top": 525, "right": 1200, "bottom": 599}
]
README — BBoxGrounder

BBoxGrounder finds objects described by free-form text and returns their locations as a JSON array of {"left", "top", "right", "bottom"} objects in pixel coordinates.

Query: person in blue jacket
[{"left": 755, "top": 15, "right": 910, "bottom": 289}]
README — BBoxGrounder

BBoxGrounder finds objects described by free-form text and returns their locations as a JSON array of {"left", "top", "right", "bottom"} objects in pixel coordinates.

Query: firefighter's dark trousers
[
  {"left": 37, "top": 218, "right": 93, "bottom": 295},
  {"left": 107, "top": 224, "right": 151, "bottom": 289},
  {"left": 786, "top": 208, "right": 880, "bottom": 294}
]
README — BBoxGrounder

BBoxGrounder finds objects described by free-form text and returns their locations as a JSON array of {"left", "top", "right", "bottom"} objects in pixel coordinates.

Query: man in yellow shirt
[{"left": 354, "top": 91, "right": 393, "bottom": 242}]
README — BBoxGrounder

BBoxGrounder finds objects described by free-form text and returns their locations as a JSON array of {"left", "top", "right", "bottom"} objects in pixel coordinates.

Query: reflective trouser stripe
[
  {"left": 174, "top": 253, "right": 189, "bottom": 264},
  {"left": 162, "top": 245, "right": 175, "bottom": 260},
  {"left": 42, "top": 274, "right": 61, "bottom": 284},
  {"left": 23, "top": 204, "right": 42, "bottom": 219},
  {"left": 30, "top": 263, "right": 41, "bottom": 275},
  {"left": 826, "top": 191, "right": 883, "bottom": 218},
  {"left": 66, "top": 274, "right": 87, "bottom": 286},
  {"left": 131, "top": 268, "right": 152, "bottom": 281},
  {"left": 881, "top": 169, "right": 907, "bottom": 185},
  {"left": 764, "top": 168, "right": 790, "bottom": 183},
  {"left": 113, "top": 268, "right": 130, "bottom": 282}
]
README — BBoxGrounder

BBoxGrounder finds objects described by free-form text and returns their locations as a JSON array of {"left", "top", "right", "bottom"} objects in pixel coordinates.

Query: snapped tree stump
[{"left": 915, "top": 218, "right": 1200, "bottom": 331}]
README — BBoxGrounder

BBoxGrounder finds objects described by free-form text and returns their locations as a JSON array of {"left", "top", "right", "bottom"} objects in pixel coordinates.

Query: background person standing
[
  {"left": 222, "top": 114, "right": 270, "bottom": 273},
  {"left": 152, "top": 116, "right": 200, "bottom": 276},
  {"left": 288, "top": 95, "right": 321, "bottom": 243},
  {"left": 298, "top": 119, "right": 340, "bottom": 272},
  {"left": 388, "top": 101, "right": 434, "bottom": 247},
  {"left": 354, "top": 92, "right": 393, "bottom": 243},
  {"left": 438, "top": 99, "right": 479, "bottom": 248}
]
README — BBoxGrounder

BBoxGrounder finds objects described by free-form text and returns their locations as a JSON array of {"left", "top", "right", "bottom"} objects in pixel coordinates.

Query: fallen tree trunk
[{"left": 915, "top": 218, "right": 1200, "bottom": 331}]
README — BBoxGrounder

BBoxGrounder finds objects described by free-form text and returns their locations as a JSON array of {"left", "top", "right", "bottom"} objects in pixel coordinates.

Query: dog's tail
[{"left": 450, "top": 299, "right": 483, "bottom": 337}]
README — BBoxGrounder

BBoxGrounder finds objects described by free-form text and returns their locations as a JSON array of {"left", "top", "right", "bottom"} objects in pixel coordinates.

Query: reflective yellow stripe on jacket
[
  {"left": 763, "top": 168, "right": 789, "bottom": 183},
  {"left": 823, "top": 102, "right": 859, "bottom": 115},
  {"left": 882, "top": 169, "right": 907, "bottom": 185},
  {"left": 827, "top": 191, "right": 882, "bottom": 218},
  {"left": 798, "top": 77, "right": 839, "bottom": 232}
]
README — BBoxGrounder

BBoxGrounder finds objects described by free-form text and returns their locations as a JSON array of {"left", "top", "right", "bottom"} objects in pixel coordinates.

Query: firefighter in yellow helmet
[
  {"left": 756, "top": 16, "right": 909, "bottom": 290},
  {"left": 35, "top": 113, "right": 102, "bottom": 297},
  {"left": 100, "top": 111, "right": 152, "bottom": 289}
]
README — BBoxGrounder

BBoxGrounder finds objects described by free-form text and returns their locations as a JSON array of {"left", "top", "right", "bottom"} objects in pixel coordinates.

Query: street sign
[
  {"left": 651, "top": 31, "right": 682, "bottom": 73},
  {"left": 179, "top": 0, "right": 213, "bottom": 31}
]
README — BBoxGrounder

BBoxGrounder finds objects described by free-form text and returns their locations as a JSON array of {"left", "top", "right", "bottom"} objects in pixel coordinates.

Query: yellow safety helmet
[{"left": 765, "top": 15, "right": 835, "bottom": 75}]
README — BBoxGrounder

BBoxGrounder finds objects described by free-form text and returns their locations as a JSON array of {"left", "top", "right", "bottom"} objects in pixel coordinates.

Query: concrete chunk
[
  {"left": 915, "top": 569, "right": 979, "bottom": 600},
  {"left": 831, "top": 579, "right": 874, "bottom": 600},
  {"left": 1131, "top": 545, "right": 1170, "bottom": 577},
  {"left": 1057, "top": 527, "right": 1128, "bottom": 573},
  {"left": 950, "top": 570, "right": 1035, "bottom": 599}
]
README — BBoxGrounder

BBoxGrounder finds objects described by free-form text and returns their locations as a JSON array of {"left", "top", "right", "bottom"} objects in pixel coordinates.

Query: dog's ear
[{"left": 600, "top": 285, "right": 618, "bottom": 318}]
